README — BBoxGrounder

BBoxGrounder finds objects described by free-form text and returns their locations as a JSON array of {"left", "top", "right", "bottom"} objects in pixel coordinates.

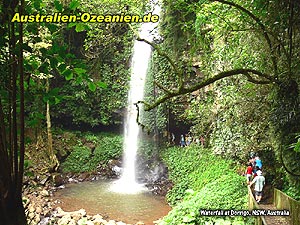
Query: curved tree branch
[
  {"left": 139, "top": 68, "right": 277, "bottom": 111},
  {"left": 154, "top": 80, "right": 172, "bottom": 94},
  {"left": 212, "top": 0, "right": 278, "bottom": 76},
  {"left": 136, "top": 37, "right": 184, "bottom": 90},
  {"left": 130, "top": 6, "right": 279, "bottom": 114},
  {"left": 136, "top": 37, "right": 180, "bottom": 75}
]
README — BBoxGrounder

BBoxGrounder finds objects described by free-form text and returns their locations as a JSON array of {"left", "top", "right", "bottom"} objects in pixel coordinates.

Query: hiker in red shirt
[{"left": 245, "top": 162, "right": 253, "bottom": 184}]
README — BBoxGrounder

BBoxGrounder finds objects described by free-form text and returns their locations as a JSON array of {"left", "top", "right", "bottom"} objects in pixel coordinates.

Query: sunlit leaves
[
  {"left": 54, "top": 0, "right": 63, "bottom": 11},
  {"left": 69, "top": 0, "right": 81, "bottom": 10},
  {"left": 73, "top": 67, "right": 86, "bottom": 75},
  {"left": 96, "top": 81, "right": 108, "bottom": 89},
  {"left": 75, "top": 23, "right": 87, "bottom": 32},
  {"left": 288, "top": 132, "right": 300, "bottom": 153},
  {"left": 62, "top": 69, "right": 73, "bottom": 80},
  {"left": 88, "top": 82, "right": 97, "bottom": 92}
]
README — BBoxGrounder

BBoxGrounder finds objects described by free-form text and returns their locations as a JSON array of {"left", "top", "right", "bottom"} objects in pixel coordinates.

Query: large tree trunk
[
  {"left": 0, "top": 0, "right": 27, "bottom": 223},
  {"left": 0, "top": 101, "right": 26, "bottom": 225}
]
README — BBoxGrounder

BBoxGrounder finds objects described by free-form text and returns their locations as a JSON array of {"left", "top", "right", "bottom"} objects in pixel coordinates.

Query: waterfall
[
  {"left": 111, "top": 5, "right": 160, "bottom": 194},
  {"left": 120, "top": 35, "right": 152, "bottom": 187}
]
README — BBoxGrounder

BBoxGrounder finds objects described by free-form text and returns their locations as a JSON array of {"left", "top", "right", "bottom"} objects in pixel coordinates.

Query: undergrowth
[
  {"left": 160, "top": 145, "right": 254, "bottom": 225},
  {"left": 61, "top": 132, "right": 123, "bottom": 173}
]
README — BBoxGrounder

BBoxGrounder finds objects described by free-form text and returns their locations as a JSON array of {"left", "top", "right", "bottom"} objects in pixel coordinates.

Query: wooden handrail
[
  {"left": 274, "top": 188, "right": 300, "bottom": 225},
  {"left": 248, "top": 186, "right": 268, "bottom": 225}
]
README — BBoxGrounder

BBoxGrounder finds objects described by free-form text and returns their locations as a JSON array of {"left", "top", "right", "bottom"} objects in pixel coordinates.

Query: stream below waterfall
[{"left": 54, "top": 180, "right": 171, "bottom": 224}]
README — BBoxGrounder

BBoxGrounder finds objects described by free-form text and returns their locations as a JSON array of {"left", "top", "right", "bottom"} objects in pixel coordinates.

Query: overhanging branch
[
  {"left": 140, "top": 68, "right": 276, "bottom": 111},
  {"left": 136, "top": 37, "right": 184, "bottom": 89},
  {"left": 154, "top": 80, "right": 172, "bottom": 94},
  {"left": 130, "top": 19, "right": 278, "bottom": 115}
]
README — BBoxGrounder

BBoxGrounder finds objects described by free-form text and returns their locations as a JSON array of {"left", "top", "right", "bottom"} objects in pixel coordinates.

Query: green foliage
[
  {"left": 158, "top": 0, "right": 300, "bottom": 199},
  {"left": 160, "top": 0, "right": 197, "bottom": 59},
  {"left": 61, "top": 132, "right": 123, "bottom": 173},
  {"left": 270, "top": 81, "right": 300, "bottom": 195},
  {"left": 62, "top": 146, "right": 92, "bottom": 173},
  {"left": 160, "top": 146, "right": 252, "bottom": 225},
  {"left": 162, "top": 146, "right": 241, "bottom": 206},
  {"left": 20, "top": 0, "right": 148, "bottom": 129},
  {"left": 284, "top": 185, "right": 300, "bottom": 201},
  {"left": 52, "top": 62, "right": 129, "bottom": 126},
  {"left": 160, "top": 175, "right": 251, "bottom": 225},
  {"left": 137, "top": 139, "right": 158, "bottom": 160},
  {"left": 142, "top": 54, "right": 168, "bottom": 133},
  {"left": 49, "top": 0, "right": 153, "bottom": 127},
  {"left": 89, "top": 135, "right": 123, "bottom": 167},
  {"left": 207, "top": 78, "right": 272, "bottom": 160},
  {"left": 84, "top": 133, "right": 100, "bottom": 143},
  {"left": 289, "top": 135, "right": 300, "bottom": 153},
  {"left": 50, "top": 0, "right": 143, "bottom": 127}
]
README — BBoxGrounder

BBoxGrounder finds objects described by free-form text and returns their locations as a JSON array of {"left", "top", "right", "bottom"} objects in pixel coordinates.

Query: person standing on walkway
[
  {"left": 200, "top": 136, "right": 205, "bottom": 147},
  {"left": 248, "top": 170, "right": 265, "bottom": 203},
  {"left": 180, "top": 134, "right": 186, "bottom": 147},
  {"left": 171, "top": 133, "right": 175, "bottom": 145},
  {"left": 245, "top": 162, "right": 253, "bottom": 185},
  {"left": 255, "top": 155, "right": 262, "bottom": 169},
  {"left": 186, "top": 135, "right": 192, "bottom": 146}
]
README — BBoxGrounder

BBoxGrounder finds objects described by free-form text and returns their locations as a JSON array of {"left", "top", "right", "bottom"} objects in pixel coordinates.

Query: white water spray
[{"left": 111, "top": 5, "right": 160, "bottom": 194}]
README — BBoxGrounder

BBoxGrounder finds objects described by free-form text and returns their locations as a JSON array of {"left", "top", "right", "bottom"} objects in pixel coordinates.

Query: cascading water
[
  {"left": 53, "top": 5, "right": 171, "bottom": 224},
  {"left": 111, "top": 5, "right": 160, "bottom": 194}
]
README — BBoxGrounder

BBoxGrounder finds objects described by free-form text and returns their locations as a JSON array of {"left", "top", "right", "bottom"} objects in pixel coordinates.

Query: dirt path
[
  {"left": 250, "top": 185, "right": 291, "bottom": 225},
  {"left": 258, "top": 203, "right": 290, "bottom": 225}
]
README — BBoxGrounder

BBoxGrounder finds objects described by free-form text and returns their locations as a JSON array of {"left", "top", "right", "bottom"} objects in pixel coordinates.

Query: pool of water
[{"left": 54, "top": 180, "right": 171, "bottom": 224}]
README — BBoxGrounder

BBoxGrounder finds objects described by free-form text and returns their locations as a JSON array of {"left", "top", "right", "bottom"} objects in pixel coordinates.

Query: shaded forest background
[{"left": 1, "top": 0, "right": 300, "bottom": 224}]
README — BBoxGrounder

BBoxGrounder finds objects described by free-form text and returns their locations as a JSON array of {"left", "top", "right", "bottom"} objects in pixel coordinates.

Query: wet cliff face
[{"left": 135, "top": 155, "right": 172, "bottom": 195}]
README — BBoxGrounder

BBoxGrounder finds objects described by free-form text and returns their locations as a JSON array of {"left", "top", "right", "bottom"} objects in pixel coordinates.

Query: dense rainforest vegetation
[{"left": 1, "top": 0, "right": 300, "bottom": 224}]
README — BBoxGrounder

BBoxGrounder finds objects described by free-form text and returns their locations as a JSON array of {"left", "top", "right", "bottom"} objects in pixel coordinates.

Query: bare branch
[
  {"left": 136, "top": 37, "right": 186, "bottom": 91},
  {"left": 141, "top": 68, "right": 276, "bottom": 111},
  {"left": 136, "top": 38, "right": 181, "bottom": 78},
  {"left": 244, "top": 73, "right": 273, "bottom": 84},
  {"left": 154, "top": 80, "right": 172, "bottom": 94}
]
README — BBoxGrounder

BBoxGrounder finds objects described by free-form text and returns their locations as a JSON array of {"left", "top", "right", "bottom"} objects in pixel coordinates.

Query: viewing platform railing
[
  {"left": 274, "top": 188, "right": 300, "bottom": 225},
  {"left": 248, "top": 186, "right": 268, "bottom": 225}
]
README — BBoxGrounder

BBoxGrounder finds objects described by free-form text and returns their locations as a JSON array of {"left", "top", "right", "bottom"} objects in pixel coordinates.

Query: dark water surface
[{"left": 54, "top": 180, "right": 171, "bottom": 224}]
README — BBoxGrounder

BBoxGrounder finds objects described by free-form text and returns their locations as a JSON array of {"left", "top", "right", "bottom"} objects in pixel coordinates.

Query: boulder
[
  {"left": 57, "top": 214, "right": 71, "bottom": 225},
  {"left": 53, "top": 174, "right": 65, "bottom": 187},
  {"left": 116, "top": 221, "right": 127, "bottom": 225},
  {"left": 107, "top": 220, "right": 117, "bottom": 225},
  {"left": 40, "top": 189, "right": 50, "bottom": 197},
  {"left": 92, "top": 214, "right": 107, "bottom": 225},
  {"left": 135, "top": 222, "right": 145, "bottom": 225},
  {"left": 77, "top": 218, "right": 94, "bottom": 225}
]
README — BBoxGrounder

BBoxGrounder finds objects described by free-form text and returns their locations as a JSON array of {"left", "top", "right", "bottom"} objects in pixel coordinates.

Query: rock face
[
  {"left": 28, "top": 205, "right": 153, "bottom": 225},
  {"left": 135, "top": 156, "right": 172, "bottom": 196}
]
